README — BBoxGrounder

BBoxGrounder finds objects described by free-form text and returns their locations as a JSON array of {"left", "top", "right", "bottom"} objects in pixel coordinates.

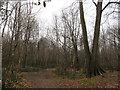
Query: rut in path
[{"left": 24, "top": 69, "right": 61, "bottom": 88}]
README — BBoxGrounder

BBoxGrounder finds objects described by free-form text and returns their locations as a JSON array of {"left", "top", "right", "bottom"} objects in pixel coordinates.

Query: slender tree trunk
[
  {"left": 118, "top": 5, "right": 120, "bottom": 87},
  {"left": 73, "top": 43, "right": 79, "bottom": 70},
  {"left": 17, "top": 2, "right": 21, "bottom": 68},
  {"left": 0, "top": 36, "right": 2, "bottom": 87},
  {"left": 0, "top": 4, "right": 3, "bottom": 83},
  {"left": 63, "top": 31, "right": 67, "bottom": 72}
]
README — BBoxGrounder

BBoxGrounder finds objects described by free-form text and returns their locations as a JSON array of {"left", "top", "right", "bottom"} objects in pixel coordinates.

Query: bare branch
[
  {"left": 102, "top": 2, "right": 120, "bottom": 12},
  {"left": 0, "top": 2, "right": 19, "bottom": 26},
  {"left": 92, "top": 0, "right": 97, "bottom": 7}
]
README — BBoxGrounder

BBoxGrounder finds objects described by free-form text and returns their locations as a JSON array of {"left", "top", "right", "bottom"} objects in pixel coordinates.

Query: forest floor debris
[{"left": 20, "top": 68, "right": 119, "bottom": 88}]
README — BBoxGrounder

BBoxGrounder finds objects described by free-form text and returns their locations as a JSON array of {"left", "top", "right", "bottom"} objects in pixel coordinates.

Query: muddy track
[
  {"left": 22, "top": 69, "right": 118, "bottom": 88},
  {"left": 24, "top": 69, "right": 61, "bottom": 88}
]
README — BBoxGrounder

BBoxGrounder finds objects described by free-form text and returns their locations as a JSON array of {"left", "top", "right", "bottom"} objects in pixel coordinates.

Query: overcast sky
[
  {"left": 1, "top": 0, "right": 118, "bottom": 37},
  {"left": 31, "top": 0, "right": 75, "bottom": 25},
  {"left": 30, "top": 0, "right": 118, "bottom": 27},
  {"left": 30, "top": 0, "right": 117, "bottom": 37}
]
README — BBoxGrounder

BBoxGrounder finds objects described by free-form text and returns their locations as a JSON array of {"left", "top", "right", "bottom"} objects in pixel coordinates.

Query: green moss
[{"left": 80, "top": 78, "right": 98, "bottom": 88}]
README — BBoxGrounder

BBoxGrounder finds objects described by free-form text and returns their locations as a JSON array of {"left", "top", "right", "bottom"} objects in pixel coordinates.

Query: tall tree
[
  {"left": 79, "top": 1, "right": 92, "bottom": 77},
  {"left": 62, "top": 8, "right": 80, "bottom": 70},
  {"left": 79, "top": 0, "right": 119, "bottom": 77}
]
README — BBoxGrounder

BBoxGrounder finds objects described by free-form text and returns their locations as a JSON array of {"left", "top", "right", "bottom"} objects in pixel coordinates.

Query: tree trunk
[
  {"left": 118, "top": 3, "right": 120, "bottom": 72},
  {"left": 0, "top": 36, "right": 2, "bottom": 87},
  {"left": 73, "top": 43, "right": 79, "bottom": 70},
  {"left": 79, "top": 1, "right": 91, "bottom": 77},
  {"left": 91, "top": 1, "right": 105, "bottom": 76},
  {"left": 79, "top": 1, "right": 105, "bottom": 77}
]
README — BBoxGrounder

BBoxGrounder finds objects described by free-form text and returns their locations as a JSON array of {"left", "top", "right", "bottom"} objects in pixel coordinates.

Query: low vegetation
[
  {"left": 54, "top": 68, "right": 86, "bottom": 79},
  {"left": 80, "top": 78, "right": 98, "bottom": 88},
  {"left": 3, "top": 67, "right": 46, "bottom": 88},
  {"left": 13, "top": 67, "right": 45, "bottom": 72}
]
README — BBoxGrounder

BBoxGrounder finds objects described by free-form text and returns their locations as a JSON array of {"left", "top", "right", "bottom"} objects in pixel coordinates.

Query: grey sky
[
  {"left": 34, "top": 0, "right": 75, "bottom": 25},
  {"left": 30, "top": 0, "right": 118, "bottom": 38},
  {"left": 1, "top": 0, "right": 118, "bottom": 37},
  {"left": 31, "top": 0, "right": 118, "bottom": 27}
]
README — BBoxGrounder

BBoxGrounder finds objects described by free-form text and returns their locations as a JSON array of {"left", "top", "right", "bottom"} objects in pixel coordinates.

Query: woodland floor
[{"left": 20, "top": 68, "right": 119, "bottom": 88}]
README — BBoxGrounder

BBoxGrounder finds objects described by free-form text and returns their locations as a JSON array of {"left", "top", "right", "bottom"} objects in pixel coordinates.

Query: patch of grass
[
  {"left": 66, "top": 71, "right": 86, "bottom": 79},
  {"left": 53, "top": 68, "right": 66, "bottom": 78},
  {"left": 101, "top": 72, "right": 118, "bottom": 78},
  {"left": 54, "top": 68, "right": 86, "bottom": 79},
  {"left": 110, "top": 74, "right": 118, "bottom": 77},
  {"left": 80, "top": 78, "right": 98, "bottom": 88},
  {"left": 46, "top": 65, "right": 55, "bottom": 68}
]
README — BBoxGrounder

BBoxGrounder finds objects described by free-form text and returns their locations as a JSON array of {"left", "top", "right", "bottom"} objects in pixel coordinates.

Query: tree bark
[
  {"left": 118, "top": 4, "right": 120, "bottom": 87},
  {"left": 90, "top": 1, "right": 105, "bottom": 76},
  {"left": 79, "top": 1, "right": 91, "bottom": 77},
  {"left": 73, "top": 44, "right": 79, "bottom": 70}
]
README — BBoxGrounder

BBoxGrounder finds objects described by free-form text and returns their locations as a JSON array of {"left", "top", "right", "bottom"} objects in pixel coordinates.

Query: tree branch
[
  {"left": 92, "top": 0, "right": 97, "bottom": 7},
  {"left": 102, "top": 2, "right": 120, "bottom": 12}
]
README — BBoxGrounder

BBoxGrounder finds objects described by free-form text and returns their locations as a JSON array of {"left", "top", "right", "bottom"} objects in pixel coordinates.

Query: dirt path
[
  {"left": 22, "top": 69, "right": 119, "bottom": 88},
  {"left": 22, "top": 68, "right": 81, "bottom": 88},
  {"left": 23, "top": 68, "right": 62, "bottom": 88}
]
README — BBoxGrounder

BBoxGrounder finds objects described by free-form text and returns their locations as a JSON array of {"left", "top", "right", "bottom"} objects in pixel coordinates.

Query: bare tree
[
  {"left": 79, "top": 0, "right": 119, "bottom": 77},
  {"left": 61, "top": 8, "right": 80, "bottom": 70}
]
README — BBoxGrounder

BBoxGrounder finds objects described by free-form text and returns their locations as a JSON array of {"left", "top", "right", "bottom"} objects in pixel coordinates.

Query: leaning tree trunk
[
  {"left": 79, "top": 1, "right": 92, "bottom": 77},
  {"left": 91, "top": 1, "right": 105, "bottom": 76}
]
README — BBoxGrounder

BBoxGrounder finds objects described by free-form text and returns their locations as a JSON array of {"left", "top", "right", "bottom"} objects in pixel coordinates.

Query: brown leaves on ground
[
  {"left": 20, "top": 69, "right": 119, "bottom": 88},
  {"left": 94, "top": 71, "right": 119, "bottom": 88}
]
